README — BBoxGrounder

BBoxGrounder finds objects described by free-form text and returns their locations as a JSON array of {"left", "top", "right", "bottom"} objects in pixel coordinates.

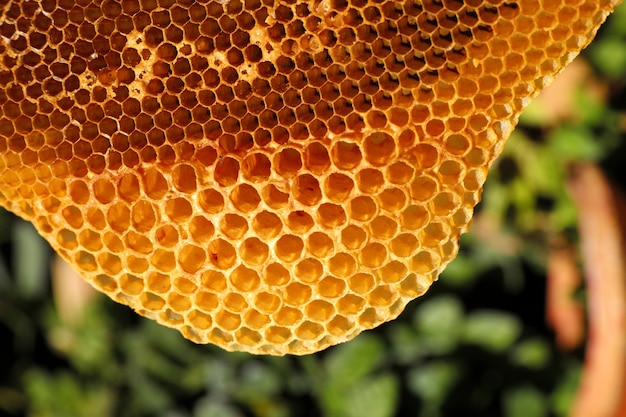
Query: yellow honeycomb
[{"left": 0, "top": 0, "right": 620, "bottom": 355}]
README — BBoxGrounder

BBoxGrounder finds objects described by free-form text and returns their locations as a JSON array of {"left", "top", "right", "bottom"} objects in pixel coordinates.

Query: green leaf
[
  {"left": 590, "top": 38, "right": 626, "bottom": 78},
  {"left": 463, "top": 310, "right": 521, "bottom": 353},
  {"left": 23, "top": 370, "right": 113, "bottom": 417},
  {"left": 13, "top": 220, "right": 49, "bottom": 299},
  {"left": 344, "top": 374, "right": 399, "bottom": 417},
  {"left": 320, "top": 335, "right": 385, "bottom": 417},
  {"left": 551, "top": 363, "right": 582, "bottom": 417},
  {"left": 547, "top": 126, "right": 604, "bottom": 162},
  {"left": 504, "top": 386, "right": 547, "bottom": 417},
  {"left": 414, "top": 295, "right": 464, "bottom": 353},
  {"left": 407, "top": 361, "right": 460, "bottom": 404},
  {"left": 193, "top": 398, "right": 243, "bottom": 417},
  {"left": 388, "top": 323, "right": 424, "bottom": 364},
  {"left": 510, "top": 338, "right": 551, "bottom": 369},
  {"left": 323, "top": 333, "right": 385, "bottom": 389}
]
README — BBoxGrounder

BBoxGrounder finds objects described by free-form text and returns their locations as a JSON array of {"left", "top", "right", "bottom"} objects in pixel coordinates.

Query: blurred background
[{"left": 2, "top": 5, "right": 626, "bottom": 417}]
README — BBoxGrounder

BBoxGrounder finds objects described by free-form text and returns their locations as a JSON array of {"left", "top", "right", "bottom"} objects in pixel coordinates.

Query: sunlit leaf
[
  {"left": 414, "top": 295, "right": 464, "bottom": 353},
  {"left": 323, "top": 333, "right": 385, "bottom": 389},
  {"left": 511, "top": 338, "right": 551, "bottom": 369},
  {"left": 345, "top": 374, "right": 399, "bottom": 417},
  {"left": 504, "top": 386, "right": 547, "bottom": 417},
  {"left": 463, "top": 310, "right": 521, "bottom": 353},
  {"left": 407, "top": 361, "right": 460, "bottom": 404}
]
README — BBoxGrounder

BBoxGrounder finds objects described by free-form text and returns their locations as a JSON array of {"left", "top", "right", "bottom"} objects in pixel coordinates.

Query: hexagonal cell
[
  {"left": 294, "top": 258, "right": 324, "bottom": 283},
  {"left": 286, "top": 210, "right": 314, "bottom": 234},
  {"left": 274, "top": 234, "right": 304, "bottom": 263},
  {"left": 220, "top": 213, "right": 249, "bottom": 240}
]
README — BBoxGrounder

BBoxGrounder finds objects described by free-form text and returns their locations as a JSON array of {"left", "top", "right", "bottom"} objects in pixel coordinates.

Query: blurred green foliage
[{"left": 2, "top": 5, "right": 626, "bottom": 417}]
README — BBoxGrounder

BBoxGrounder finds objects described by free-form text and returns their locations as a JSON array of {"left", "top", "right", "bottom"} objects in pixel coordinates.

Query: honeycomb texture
[{"left": 0, "top": 0, "right": 620, "bottom": 355}]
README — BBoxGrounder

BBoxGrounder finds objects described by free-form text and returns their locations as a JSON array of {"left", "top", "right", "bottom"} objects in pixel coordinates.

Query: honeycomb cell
[{"left": 0, "top": 0, "right": 618, "bottom": 356}]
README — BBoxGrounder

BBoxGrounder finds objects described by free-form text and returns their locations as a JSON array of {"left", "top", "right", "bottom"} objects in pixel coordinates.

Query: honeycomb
[{"left": 0, "top": 0, "right": 620, "bottom": 355}]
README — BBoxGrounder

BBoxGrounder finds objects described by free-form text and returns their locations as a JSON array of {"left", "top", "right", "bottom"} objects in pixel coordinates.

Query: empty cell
[
  {"left": 166, "top": 291, "right": 192, "bottom": 313},
  {"left": 150, "top": 249, "right": 177, "bottom": 272},
  {"left": 265, "top": 326, "right": 292, "bottom": 344},
  {"left": 172, "top": 164, "right": 197, "bottom": 193},
  {"left": 56, "top": 228, "right": 77, "bottom": 250},
  {"left": 360, "top": 242, "right": 387, "bottom": 268},
  {"left": 331, "top": 141, "right": 362, "bottom": 170},
  {"left": 356, "top": 168, "right": 385, "bottom": 194},
  {"left": 61, "top": 205, "right": 84, "bottom": 229},
  {"left": 445, "top": 134, "right": 471, "bottom": 155},
  {"left": 75, "top": 250, "right": 98, "bottom": 272},
  {"left": 409, "top": 176, "right": 438, "bottom": 202},
  {"left": 178, "top": 244, "right": 206, "bottom": 274},
  {"left": 261, "top": 184, "right": 289, "bottom": 209},
  {"left": 275, "top": 234, "right": 304, "bottom": 262},
  {"left": 216, "top": 310, "right": 242, "bottom": 331},
  {"left": 410, "top": 250, "right": 440, "bottom": 274},
  {"left": 131, "top": 200, "right": 156, "bottom": 232},
  {"left": 200, "top": 270, "right": 227, "bottom": 293},
  {"left": 293, "top": 174, "right": 322, "bottom": 206},
  {"left": 187, "top": 310, "right": 213, "bottom": 330},
  {"left": 328, "top": 252, "right": 357, "bottom": 278},
  {"left": 242, "top": 152, "right": 271, "bottom": 182},
  {"left": 93, "top": 177, "right": 116, "bottom": 204},
  {"left": 304, "top": 141, "right": 331, "bottom": 174},
  {"left": 324, "top": 173, "right": 354, "bottom": 202},
  {"left": 341, "top": 225, "right": 366, "bottom": 250},
  {"left": 240, "top": 237, "right": 269, "bottom": 266},
  {"left": 106, "top": 202, "right": 131, "bottom": 232},
  {"left": 165, "top": 197, "right": 192, "bottom": 222},
  {"left": 318, "top": 203, "right": 346, "bottom": 228},
  {"left": 295, "top": 258, "right": 324, "bottom": 283},
  {"left": 286, "top": 210, "right": 314, "bottom": 233},
  {"left": 189, "top": 216, "right": 215, "bottom": 243},
  {"left": 274, "top": 147, "right": 302, "bottom": 178},
  {"left": 230, "top": 265, "right": 261, "bottom": 292},
  {"left": 317, "top": 276, "right": 345, "bottom": 298},
  {"left": 120, "top": 274, "right": 144, "bottom": 296},
  {"left": 220, "top": 213, "right": 249, "bottom": 240},
  {"left": 369, "top": 215, "right": 398, "bottom": 240},
  {"left": 437, "top": 159, "right": 464, "bottom": 184},
  {"left": 224, "top": 292, "right": 248, "bottom": 313},
  {"left": 377, "top": 187, "right": 407, "bottom": 211},
  {"left": 208, "top": 239, "right": 237, "bottom": 269},
  {"left": 255, "top": 291, "right": 281, "bottom": 314},
  {"left": 274, "top": 306, "right": 304, "bottom": 327},
  {"left": 432, "top": 192, "right": 461, "bottom": 216},
  {"left": 98, "top": 252, "right": 123, "bottom": 275},
  {"left": 195, "top": 291, "right": 219, "bottom": 313},
  {"left": 368, "top": 285, "right": 396, "bottom": 307},
  {"left": 198, "top": 189, "right": 224, "bottom": 214},
  {"left": 230, "top": 183, "right": 261, "bottom": 212},
  {"left": 244, "top": 309, "right": 271, "bottom": 330},
  {"left": 174, "top": 277, "right": 198, "bottom": 295},
  {"left": 376, "top": 261, "right": 408, "bottom": 284},
  {"left": 140, "top": 292, "right": 166, "bottom": 312},
  {"left": 421, "top": 222, "right": 450, "bottom": 248},
  {"left": 78, "top": 228, "right": 103, "bottom": 252},
  {"left": 349, "top": 195, "right": 377, "bottom": 221},
  {"left": 307, "top": 232, "right": 334, "bottom": 259},
  {"left": 284, "top": 281, "right": 312, "bottom": 306},
  {"left": 252, "top": 211, "right": 283, "bottom": 240},
  {"left": 214, "top": 156, "right": 240, "bottom": 186},
  {"left": 337, "top": 294, "right": 365, "bottom": 316}
]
